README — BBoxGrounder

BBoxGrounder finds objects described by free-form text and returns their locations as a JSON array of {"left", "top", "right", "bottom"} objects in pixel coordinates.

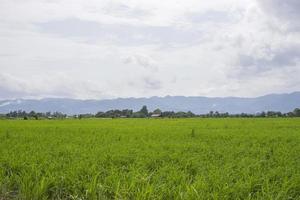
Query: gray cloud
[
  {"left": 0, "top": 0, "right": 299, "bottom": 99},
  {"left": 35, "top": 18, "right": 203, "bottom": 46},
  {"left": 187, "top": 10, "right": 235, "bottom": 24},
  {"left": 259, "top": 0, "right": 300, "bottom": 31},
  {"left": 0, "top": 74, "right": 30, "bottom": 99},
  {"left": 238, "top": 45, "right": 300, "bottom": 73},
  {"left": 143, "top": 77, "right": 162, "bottom": 90},
  {"left": 122, "top": 54, "right": 158, "bottom": 72},
  {"left": 0, "top": 73, "right": 47, "bottom": 99},
  {"left": 0, "top": 73, "right": 108, "bottom": 99},
  {"left": 102, "top": 2, "right": 151, "bottom": 19}
]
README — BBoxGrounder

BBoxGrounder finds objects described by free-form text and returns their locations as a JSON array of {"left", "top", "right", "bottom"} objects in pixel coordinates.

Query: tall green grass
[{"left": 0, "top": 118, "right": 299, "bottom": 199}]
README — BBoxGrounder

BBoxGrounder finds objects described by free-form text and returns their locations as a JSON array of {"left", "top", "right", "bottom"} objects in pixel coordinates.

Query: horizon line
[{"left": 1, "top": 91, "right": 299, "bottom": 102}]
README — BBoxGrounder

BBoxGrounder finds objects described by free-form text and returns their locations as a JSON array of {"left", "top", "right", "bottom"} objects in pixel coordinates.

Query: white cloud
[
  {"left": 0, "top": 0, "right": 299, "bottom": 99},
  {"left": 122, "top": 54, "right": 158, "bottom": 72},
  {"left": 0, "top": 73, "right": 110, "bottom": 99}
]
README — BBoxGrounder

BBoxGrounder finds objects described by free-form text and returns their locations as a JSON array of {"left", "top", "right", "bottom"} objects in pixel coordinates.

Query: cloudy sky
[{"left": 0, "top": 0, "right": 299, "bottom": 99}]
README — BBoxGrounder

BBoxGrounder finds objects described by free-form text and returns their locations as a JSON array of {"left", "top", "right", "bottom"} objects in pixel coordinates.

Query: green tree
[
  {"left": 140, "top": 105, "right": 149, "bottom": 117},
  {"left": 153, "top": 108, "right": 162, "bottom": 114},
  {"left": 294, "top": 108, "right": 300, "bottom": 117}
]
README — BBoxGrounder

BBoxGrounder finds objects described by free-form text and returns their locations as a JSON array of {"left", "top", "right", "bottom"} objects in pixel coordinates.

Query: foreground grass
[{"left": 0, "top": 118, "right": 300, "bottom": 199}]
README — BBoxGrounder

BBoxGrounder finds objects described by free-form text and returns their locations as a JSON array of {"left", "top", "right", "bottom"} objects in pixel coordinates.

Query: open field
[{"left": 0, "top": 118, "right": 300, "bottom": 199}]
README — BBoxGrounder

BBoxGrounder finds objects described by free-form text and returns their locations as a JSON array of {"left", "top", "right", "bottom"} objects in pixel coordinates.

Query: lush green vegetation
[
  {"left": 0, "top": 118, "right": 299, "bottom": 199},
  {"left": 2, "top": 107, "right": 300, "bottom": 120}
]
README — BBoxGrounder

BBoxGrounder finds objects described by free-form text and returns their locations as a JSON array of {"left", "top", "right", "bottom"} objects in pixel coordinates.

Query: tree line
[
  {"left": 2, "top": 110, "right": 66, "bottom": 120},
  {"left": 1, "top": 106, "right": 300, "bottom": 119}
]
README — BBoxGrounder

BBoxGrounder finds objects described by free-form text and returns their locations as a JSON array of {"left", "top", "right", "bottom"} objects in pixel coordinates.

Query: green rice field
[{"left": 0, "top": 118, "right": 300, "bottom": 199}]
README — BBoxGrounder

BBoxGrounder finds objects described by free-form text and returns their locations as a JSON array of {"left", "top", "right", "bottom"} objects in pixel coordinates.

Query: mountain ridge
[{"left": 0, "top": 92, "right": 299, "bottom": 114}]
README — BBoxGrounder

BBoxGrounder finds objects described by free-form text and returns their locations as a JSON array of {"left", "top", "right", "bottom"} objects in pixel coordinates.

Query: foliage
[
  {"left": 5, "top": 110, "right": 66, "bottom": 119},
  {"left": 2, "top": 107, "right": 300, "bottom": 120},
  {"left": 139, "top": 105, "right": 149, "bottom": 118}
]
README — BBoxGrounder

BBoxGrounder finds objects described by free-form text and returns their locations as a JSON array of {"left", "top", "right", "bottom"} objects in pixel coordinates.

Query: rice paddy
[{"left": 0, "top": 118, "right": 299, "bottom": 199}]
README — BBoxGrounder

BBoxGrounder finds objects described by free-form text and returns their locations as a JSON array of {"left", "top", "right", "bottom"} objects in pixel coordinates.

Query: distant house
[{"left": 151, "top": 113, "right": 161, "bottom": 118}]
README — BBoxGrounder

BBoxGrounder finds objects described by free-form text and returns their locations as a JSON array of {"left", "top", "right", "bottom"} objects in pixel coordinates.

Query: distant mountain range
[{"left": 0, "top": 92, "right": 299, "bottom": 114}]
